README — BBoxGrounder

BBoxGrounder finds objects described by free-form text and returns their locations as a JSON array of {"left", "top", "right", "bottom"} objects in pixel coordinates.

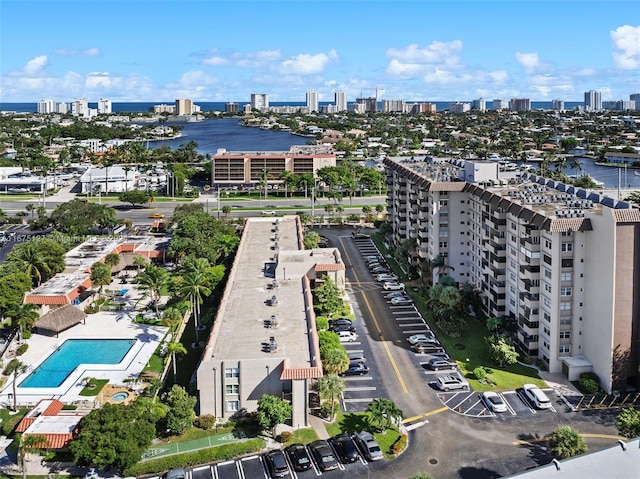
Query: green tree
[
  {"left": 19, "top": 434, "right": 48, "bottom": 479},
  {"left": 317, "top": 374, "right": 344, "bottom": 420},
  {"left": 177, "top": 270, "right": 212, "bottom": 340},
  {"left": 164, "top": 385, "right": 197, "bottom": 435},
  {"left": 366, "top": 398, "right": 404, "bottom": 433},
  {"left": 0, "top": 272, "right": 32, "bottom": 314},
  {"left": 375, "top": 204, "right": 385, "bottom": 216},
  {"left": 486, "top": 316, "right": 503, "bottom": 336},
  {"left": 70, "top": 403, "right": 155, "bottom": 471},
  {"left": 162, "top": 306, "right": 184, "bottom": 333},
  {"left": 25, "top": 203, "right": 35, "bottom": 220},
  {"left": 313, "top": 277, "right": 344, "bottom": 316},
  {"left": 8, "top": 241, "right": 51, "bottom": 286},
  {"left": 137, "top": 264, "right": 170, "bottom": 317},
  {"left": 486, "top": 336, "right": 519, "bottom": 367},
  {"left": 167, "top": 340, "right": 188, "bottom": 384},
  {"left": 104, "top": 253, "right": 120, "bottom": 269},
  {"left": 256, "top": 394, "right": 293, "bottom": 438},
  {"left": 410, "top": 474, "right": 435, "bottom": 479},
  {"left": 118, "top": 189, "right": 150, "bottom": 207},
  {"left": 304, "top": 231, "right": 320, "bottom": 249},
  {"left": 6, "top": 303, "right": 40, "bottom": 342},
  {"left": 548, "top": 425, "right": 587, "bottom": 459},
  {"left": 90, "top": 262, "right": 112, "bottom": 295},
  {"left": 321, "top": 346, "right": 350, "bottom": 375},
  {"left": 222, "top": 205, "right": 232, "bottom": 218},
  {"left": 426, "top": 284, "right": 466, "bottom": 336},
  {"left": 5, "top": 359, "right": 28, "bottom": 411},
  {"left": 616, "top": 407, "right": 640, "bottom": 439},
  {"left": 133, "top": 254, "right": 147, "bottom": 272},
  {"left": 49, "top": 199, "right": 117, "bottom": 235}
]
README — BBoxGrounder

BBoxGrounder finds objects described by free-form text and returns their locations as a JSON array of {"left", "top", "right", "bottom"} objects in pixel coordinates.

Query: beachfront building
[
  {"left": 552, "top": 99, "right": 565, "bottom": 111},
  {"left": 584, "top": 90, "right": 602, "bottom": 111},
  {"left": 449, "top": 102, "right": 471, "bottom": 113},
  {"left": 98, "top": 98, "right": 112, "bottom": 114},
  {"left": 334, "top": 90, "right": 347, "bottom": 112},
  {"left": 197, "top": 216, "right": 345, "bottom": 425},
  {"left": 251, "top": 93, "right": 269, "bottom": 111},
  {"left": 175, "top": 99, "right": 193, "bottom": 116},
  {"left": 79, "top": 166, "right": 137, "bottom": 194},
  {"left": 493, "top": 99, "right": 508, "bottom": 110},
  {"left": 382, "top": 99, "right": 408, "bottom": 113},
  {"left": 384, "top": 156, "right": 640, "bottom": 393},
  {"left": 37, "top": 99, "right": 57, "bottom": 114},
  {"left": 211, "top": 145, "right": 336, "bottom": 188},
  {"left": 509, "top": 98, "right": 531, "bottom": 111},
  {"left": 306, "top": 90, "right": 319, "bottom": 113},
  {"left": 472, "top": 98, "right": 486, "bottom": 111}
]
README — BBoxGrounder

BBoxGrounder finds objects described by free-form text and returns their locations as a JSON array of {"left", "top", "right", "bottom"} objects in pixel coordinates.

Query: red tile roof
[
  {"left": 280, "top": 367, "right": 323, "bottom": 380},
  {"left": 314, "top": 263, "right": 345, "bottom": 272}
]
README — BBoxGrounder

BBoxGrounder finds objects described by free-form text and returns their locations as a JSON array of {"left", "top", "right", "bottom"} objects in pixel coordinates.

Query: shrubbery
[
  {"left": 194, "top": 414, "right": 216, "bottom": 430},
  {"left": 578, "top": 372, "right": 600, "bottom": 394},
  {"left": 123, "top": 439, "right": 265, "bottom": 477},
  {"left": 277, "top": 431, "right": 292, "bottom": 443},
  {"left": 389, "top": 434, "right": 408, "bottom": 455},
  {"left": 16, "top": 343, "right": 28, "bottom": 355}
]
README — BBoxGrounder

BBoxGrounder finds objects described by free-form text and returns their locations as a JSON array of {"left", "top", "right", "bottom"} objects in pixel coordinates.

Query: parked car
[
  {"left": 353, "top": 233, "right": 369, "bottom": 239},
  {"left": 383, "top": 282, "right": 405, "bottom": 291},
  {"left": 285, "top": 443, "right": 312, "bottom": 472},
  {"left": 384, "top": 291, "right": 405, "bottom": 299},
  {"left": 353, "top": 430, "right": 383, "bottom": 461},
  {"left": 337, "top": 331, "right": 358, "bottom": 342},
  {"left": 330, "top": 433, "right": 360, "bottom": 463},
  {"left": 523, "top": 384, "right": 552, "bottom": 409},
  {"left": 426, "top": 358, "right": 457, "bottom": 371},
  {"left": 412, "top": 341, "right": 444, "bottom": 354},
  {"left": 341, "top": 361, "right": 369, "bottom": 376},
  {"left": 481, "top": 391, "right": 508, "bottom": 413},
  {"left": 390, "top": 296, "right": 413, "bottom": 306},
  {"left": 348, "top": 351, "right": 366, "bottom": 363},
  {"left": 376, "top": 273, "right": 399, "bottom": 282},
  {"left": 309, "top": 440, "right": 339, "bottom": 471},
  {"left": 329, "top": 318, "right": 353, "bottom": 329},
  {"left": 161, "top": 469, "right": 185, "bottom": 479},
  {"left": 408, "top": 333, "right": 436, "bottom": 344},
  {"left": 371, "top": 267, "right": 390, "bottom": 275},
  {"left": 264, "top": 450, "right": 290, "bottom": 478},
  {"left": 365, "top": 256, "right": 382, "bottom": 264},
  {"left": 331, "top": 324, "right": 356, "bottom": 334},
  {"left": 436, "top": 374, "right": 470, "bottom": 392}
]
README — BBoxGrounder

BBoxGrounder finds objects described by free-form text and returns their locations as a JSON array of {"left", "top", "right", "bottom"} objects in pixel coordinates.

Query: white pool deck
[{"left": 0, "top": 285, "right": 168, "bottom": 408}]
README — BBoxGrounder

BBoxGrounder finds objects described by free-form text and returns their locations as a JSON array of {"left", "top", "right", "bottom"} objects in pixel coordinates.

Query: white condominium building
[
  {"left": 493, "top": 99, "right": 508, "bottom": 110},
  {"left": 449, "top": 102, "right": 471, "bottom": 113},
  {"left": 37, "top": 99, "right": 56, "bottom": 114},
  {"left": 584, "top": 90, "right": 602, "bottom": 111},
  {"left": 306, "top": 90, "right": 319, "bottom": 113},
  {"left": 382, "top": 99, "right": 407, "bottom": 113},
  {"left": 334, "top": 90, "right": 347, "bottom": 112},
  {"left": 71, "top": 98, "right": 89, "bottom": 117},
  {"left": 97, "top": 98, "right": 112, "bottom": 114},
  {"left": 472, "top": 98, "right": 486, "bottom": 111},
  {"left": 552, "top": 99, "right": 565, "bottom": 111},
  {"left": 251, "top": 93, "right": 269, "bottom": 111},
  {"left": 385, "top": 156, "right": 640, "bottom": 394}
]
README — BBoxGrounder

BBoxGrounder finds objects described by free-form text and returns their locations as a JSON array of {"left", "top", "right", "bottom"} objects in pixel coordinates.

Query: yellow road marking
[
  {"left": 424, "top": 406, "right": 449, "bottom": 416},
  {"left": 513, "top": 433, "right": 625, "bottom": 446},
  {"left": 402, "top": 407, "right": 449, "bottom": 424},
  {"left": 339, "top": 237, "right": 408, "bottom": 394}
]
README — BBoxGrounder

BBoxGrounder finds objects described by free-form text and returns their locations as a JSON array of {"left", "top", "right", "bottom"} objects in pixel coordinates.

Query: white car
[
  {"left": 408, "top": 333, "right": 436, "bottom": 344},
  {"left": 262, "top": 210, "right": 276, "bottom": 215},
  {"left": 390, "top": 296, "right": 413, "bottom": 306},
  {"left": 337, "top": 331, "right": 358, "bottom": 342},
  {"left": 481, "top": 391, "right": 508, "bottom": 413},
  {"left": 376, "top": 273, "right": 399, "bottom": 282},
  {"left": 523, "top": 384, "right": 552, "bottom": 409},
  {"left": 383, "top": 282, "right": 405, "bottom": 291},
  {"left": 384, "top": 291, "right": 406, "bottom": 299}
]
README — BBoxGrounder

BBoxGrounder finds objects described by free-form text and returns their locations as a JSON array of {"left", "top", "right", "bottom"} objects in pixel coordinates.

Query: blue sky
[{"left": 1, "top": 0, "right": 638, "bottom": 103}]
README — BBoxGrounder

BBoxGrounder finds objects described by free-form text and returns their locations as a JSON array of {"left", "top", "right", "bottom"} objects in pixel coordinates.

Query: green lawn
[
  {"left": 0, "top": 408, "right": 27, "bottom": 436},
  {"left": 283, "top": 427, "right": 319, "bottom": 446},
  {"left": 79, "top": 378, "right": 109, "bottom": 396}
]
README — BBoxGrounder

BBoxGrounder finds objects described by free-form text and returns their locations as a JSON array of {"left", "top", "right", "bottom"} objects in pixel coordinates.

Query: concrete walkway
[{"left": 308, "top": 414, "right": 330, "bottom": 439}]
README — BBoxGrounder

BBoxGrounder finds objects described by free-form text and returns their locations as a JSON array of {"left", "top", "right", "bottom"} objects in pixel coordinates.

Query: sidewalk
[{"left": 308, "top": 414, "right": 330, "bottom": 440}]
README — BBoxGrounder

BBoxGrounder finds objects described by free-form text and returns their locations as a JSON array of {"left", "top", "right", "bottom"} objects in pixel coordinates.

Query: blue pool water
[{"left": 20, "top": 339, "right": 136, "bottom": 388}]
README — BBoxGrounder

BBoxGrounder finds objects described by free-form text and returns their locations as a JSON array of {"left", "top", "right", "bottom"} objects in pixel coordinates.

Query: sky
[{"left": 1, "top": 0, "right": 639, "bottom": 103}]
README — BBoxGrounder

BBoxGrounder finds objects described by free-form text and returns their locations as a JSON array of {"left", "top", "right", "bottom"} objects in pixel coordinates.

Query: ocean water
[{"left": 1, "top": 100, "right": 585, "bottom": 113}]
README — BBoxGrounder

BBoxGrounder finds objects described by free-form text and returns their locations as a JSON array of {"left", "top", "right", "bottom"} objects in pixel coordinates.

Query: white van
[{"left": 523, "top": 384, "right": 552, "bottom": 409}]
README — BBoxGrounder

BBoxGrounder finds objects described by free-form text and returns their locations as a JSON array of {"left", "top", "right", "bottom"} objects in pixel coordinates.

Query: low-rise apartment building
[
  {"left": 385, "top": 156, "right": 640, "bottom": 393},
  {"left": 197, "top": 216, "right": 345, "bottom": 426}
]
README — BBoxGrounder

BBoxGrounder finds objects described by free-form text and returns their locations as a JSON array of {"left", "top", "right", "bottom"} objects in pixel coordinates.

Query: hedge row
[{"left": 123, "top": 438, "right": 265, "bottom": 477}]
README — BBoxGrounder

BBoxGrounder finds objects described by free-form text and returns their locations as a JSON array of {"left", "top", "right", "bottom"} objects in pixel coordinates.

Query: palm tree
[
  {"left": 569, "top": 158, "right": 583, "bottom": 177},
  {"left": 375, "top": 204, "right": 385, "bottom": 218},
  {"left": 19, "top": 433, "right": 48, "bottom": 479},
  {"left": 147, "top": 189, "right": 156, "bottom": 207},
  {"left": 222, "top": 205, "right": 232, "bottom": 218},
  {"left": 137, "top": 265, "right": 170, "bottom": 318},
  {"left": 548, "top": 425, "right": 588, "bottom": 459},
  {"left": 0, "top": 208, "right": 7, "bottom": 224},
  {"left": 133, "top": 254, "right": 147, "bottom": 272},
  {"left": 5, "top": 359, "right": 28, "bottom": 411},
  {"left": 322, "top": 347, "right": 349, "bottom": 375},
  {"left": 366, "top": 398, "right": 404, "bottom": 433},
  {"left": 178, "top": 271, "right": 211, "bottom": 341},
  {"left": 7, "top": 303, "right": 40, "bottom": 342},
  {"left": 167, "top": 340, "right": 188, "bottom": 383},
  {"left": 104, "top": 253, "right": 120, "bottom": 269},
  {"left": 11, "top": 241, "right": 50, "bottom": 286},
  {"left": 25, "top": 203, "right": 35, "bottom": 220},
  {"left": 162, "top": 306, "right": 184, "bottom": 333},
  {"left": 317, "top": 374, "right": 344, "bottom": 420},
  {"left": 258, "top": 168, "right": 271, "bottom": 202}
]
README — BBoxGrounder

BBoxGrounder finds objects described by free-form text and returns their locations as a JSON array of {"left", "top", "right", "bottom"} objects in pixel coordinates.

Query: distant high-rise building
[
  {"left": 306, "top": 90, "right": 319, "bottom": 113},
  {"left": 382, "top": 99, "right": 407, "bottom": 113},
  {"left": 630, "top": 93, "right": 640, "bottom": 110},
  {"left": 153, "top": 104, "right": 176, "bottom": 114},
  {"left": 449, "top": 102, "right": 471, "bottom": 113},
  {"left": 37, "top": 99, "right": 56, "bottom": 114},
  {"left": 509, "top": 98, "right": 531, "bottom": 111},
  {"left": 584, "top": 90, "right": 602, "bottom": 111},
  {"left": 250, "top": 93, "right": 269, "bottom": 111},
  {"left": 225, "top": 102, "right": 239, "bottom": 113},
  {"left": 56, "top": 102, "right": 69, "bottom": 114},
  {"left": 552, "top": 99, "right": 565, "bottom": 111},
  {"left": 175, "top": 98, "right": 193, "bottom": 116},
  {"left": 98, "top": 98, "right": 112, "bottom": 114},
  {"left": 355, "top": 97, "right": 377, "bottom": 113},
  {"left": 471, "top": 98, "right": 486, "bottom": 111},
  {"left": 492, "top": 99, "right": 507, "bottom": 110},
  {"left": 334, "top": 90, "right": 347, "bottom": 112},
  {"left": 71, "top": 98, "right": 88, "bottom": 117}
]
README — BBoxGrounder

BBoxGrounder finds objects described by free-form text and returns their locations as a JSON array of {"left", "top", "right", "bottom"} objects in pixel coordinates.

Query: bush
[
  {"left": 578, "top": 373, "right": 600, "bottom": 394},
  {"left": 473, "top": 367, "right": 486, "bottom": 381},
  {"left": 535, "top": 359, "right": 548, "bottom": 371},
  {"left": 521, "top": 355, "right": 534, "bottom": 365},
  {"left": 123, "top": 438, "right": 265, "bottom": 477},
  {"left": 315, "top": 317, "right": 329, "bottom": 331},
  {"left": 194, "top": 414, "right": 216, "bottom": 430},
  {"left": 278, "top": 431, "right": 292, "bottom": 443},
  {"left": 22, "top": 330, "right": 31, "bottom": 340},
  {"left": 389, "top": 434, "right": 408, "bottom": 455},
  {"left": 320, "top": 401, "right": 334, "bottom": 419},
  {"left": 16, "top": 343, "right": 28, "bottom": 356}
]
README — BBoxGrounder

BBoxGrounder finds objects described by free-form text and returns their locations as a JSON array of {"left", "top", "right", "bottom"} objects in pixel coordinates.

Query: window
[
  {"left": 561, "top": 258, "right": 573, "bottom": 268},
  {"left": 560, "top": 287, "right": 572, "bottom": 297},
  {"left": 439, "top": 241, "right": 448, "bottom": 248},
  {"left": 560, "top": 301, "right": 572, "bottom": 311},
  {"left": 225, "top": 384, "right": 239, "bottom": 395},
  {"left": 439, "top": 222, "right": 449, "bottom": 228},
  {"left": 225, "top": 368, "right": 239, "bottom": 379},
  {"left": 544, "top": 239, "right": 552, "bottom": 249},
  {"left": 561, "top": 272, "right": 572, "bottom": 282},
  {"left": 439, "top": 200, "right": 448, "bottom": 206},
  {"left": 543, "top": 312, "right": 551, "bottom": 322},
  {"left": 560, "top": 317, "right": 572, "bottom": 325},
  {"left": 511, "top": 235, "right": 517, "bottom": 242},
  {"left": 544, "top": 283, "right": 552, "bottom": 293},
  {"left": 511, "top": 221, "right": 517, "bottom": 230},
  {"left": 544, "top": 268, "right": 552, "bottom": 279},
  {"left": 543, "top": 255, "right": 552, "bottom": 265},
  {"left": 560, "top": 331, "right": 571, "bottom": 339},
  {"left": 562, "top": 243, "right": 573, "bottom": 252},
  {"left": 559, "top": 345, "right": 571, "bottom": 354},
  {"left": 561, "top": 231, "right": 573, "bottom": 237},
  {"left": 543, "top": 298, "right": 552, "bottom": 308},
  {"left": 439, "top": 231, "right": 448, "bottom": 238},
  {"left": 226, "top": 400, "right": 239, "bottom": 412}
]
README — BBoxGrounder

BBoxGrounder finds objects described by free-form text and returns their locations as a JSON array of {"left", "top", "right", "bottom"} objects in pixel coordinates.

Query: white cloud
[
  {"left": 515, "top": 52, "right": 541, "bottom": 73},
  {"left": 201, "top": 49, "right": 282, "bottom": 68},
  {"left": 279, "top": 50, "right": 337, "bottom": 75},
  {"left": 386, "top": 41, "right": 463, "bottom": 64},
  {"left": 202, "top": 56, "right": 229, "bottom": 66},
  {"left": 55, "top": 48, "right": 100, "bottom": 57},
  {"left": 611, "top": 25, "right": 640, "bottom": 69},
  {"left": 23, "top": 56, "right": 48, "bottom": 75}
]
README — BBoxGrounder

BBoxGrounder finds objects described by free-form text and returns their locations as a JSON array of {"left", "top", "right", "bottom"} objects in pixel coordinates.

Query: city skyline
[{"left": 1, "top": 1, "right": 638, "bottom": 103}]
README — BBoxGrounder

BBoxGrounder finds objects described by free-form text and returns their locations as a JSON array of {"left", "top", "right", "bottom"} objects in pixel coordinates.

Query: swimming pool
[{"left": 20, "top": 339, "right": 136, "bottom": 388}]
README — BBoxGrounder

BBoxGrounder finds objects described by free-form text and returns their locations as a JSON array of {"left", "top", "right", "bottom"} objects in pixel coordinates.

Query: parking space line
[
  {"left": 463, "top": 397, "right": 486, "bottom": 416},
  {"left": 343, "top": 397, "right": 376, "bottom": 403},
  {"left": 400, "top": 323, "right": 426, "bottom": 327},
  {"left": 395, "top": 316, "right": 422, "bottom": 320},
  {"left": 392, "top": 310, "right": 418, "bottom": 315},
  {"left": 515, "top": 391, "right": 537, "bottom": 414},
  {"left": 343, "top": 376, "right": 373, "bottom": 381},
  {"left": 498, "top": 392, "right": 518, "bottom": 416},
  {"left": 345, "top": 386, "right": 377, "bottom": 391}
]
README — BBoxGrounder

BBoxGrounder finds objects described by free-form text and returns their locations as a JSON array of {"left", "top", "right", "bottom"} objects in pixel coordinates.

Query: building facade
[
  {"left": 385, "top": 156, "right": 640, "bottom": 393},
  {"left": 493, "top": 99, "right": 508, "bottom": 110},
  {"left": 449, "top": 102, "right": 471, "bottom": 113},
  {"left": 552, "top": 99, "right": 565, "bottom": 111},
  {"left": 251, "top": 93, "right": 269, "bottom": 111},
  {"left": 97, "top": 98, "right": 112, "bottom": 114},
  {"left": 71, "top": 98, "right": 89, "bottom": 117},
  {"left": 472, "top": 98, "right": 486, "bottom": 111},
  {"left": 197, "top": 216, "right": 345, "bottom": 425},
  {"left": 334, "top": 91, "right": 347, "bottom": 112},
  {"left": 175, "top": 98, "right": 193, "bottom": 116},
  {"left": 584, "top": 90, "right": 602, "bottom": 111},
  {"left": 37, "top": 99, "right": 56, "bottom": 114},
  {"left": 509, "top": 98, "right": 531, "bottom": 111},
  {"left": 211, "top": 146, "right": 336, "bottom": 187},
  {"left": 306, "top": 90, "right": 319, "bottom": 113}
]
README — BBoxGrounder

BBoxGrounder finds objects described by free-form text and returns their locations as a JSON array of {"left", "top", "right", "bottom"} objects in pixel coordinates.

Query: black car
[
  {"left": 330, "top": 433, "right": 360, "bottom": 463},
  {"left": 264, "top": 450, "right": 290, "bottom": 478},
  {"left": 341, "top": 361, "right": 369, "bottom": 376},
  {"left": 328, "top": 318, "right": 352, "bottom": 329},
  {"left": 309, "top": 439, "right": 339, "bottom": 471},
  {"left": 285, "top": 443, "right": 312, "bottom": 472},
  {"left": 331, "top": 324, "right": 356, "bottom": 333}
]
